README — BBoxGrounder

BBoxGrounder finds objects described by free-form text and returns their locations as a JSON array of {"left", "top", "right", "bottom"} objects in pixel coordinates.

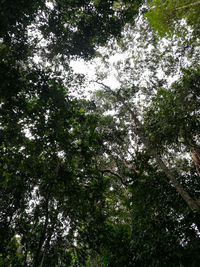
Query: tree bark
[{"left": 190, "top": 146, "right": 200, "bottom": 177}]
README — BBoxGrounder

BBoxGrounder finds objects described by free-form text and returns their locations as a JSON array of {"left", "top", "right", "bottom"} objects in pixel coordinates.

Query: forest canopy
[{"left": 0, "top": 0, "right": 200, "bottom": 266}]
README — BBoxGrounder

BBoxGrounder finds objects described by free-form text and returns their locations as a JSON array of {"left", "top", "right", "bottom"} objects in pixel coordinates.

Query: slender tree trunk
[
  {"left": 23, "top": 242, "right": 28, "bottom": 267},
  {"left": 129, "top": 109, "right": 200, "bottom": 213},
  {"left": 34, "top": 161, "right": 60, "bottom": 267},
  {"left": 39, "top": 230, "right": 53, "bottom": 267},
  {"left": 33, "top": 198, "right": 50, "bottom": 267},
  {"left": 97, "top": 81, "right": 200, "bottom": 213}
]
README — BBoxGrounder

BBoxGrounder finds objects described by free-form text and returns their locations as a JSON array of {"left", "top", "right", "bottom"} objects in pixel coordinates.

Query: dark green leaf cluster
[{"left": 144, "top": 66, "right": 200, "bottom": 151}]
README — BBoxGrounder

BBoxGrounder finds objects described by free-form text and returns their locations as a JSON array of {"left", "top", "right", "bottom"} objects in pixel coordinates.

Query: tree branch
[{"left": 100, "top": 169, "right": 129, "bottom": 186}]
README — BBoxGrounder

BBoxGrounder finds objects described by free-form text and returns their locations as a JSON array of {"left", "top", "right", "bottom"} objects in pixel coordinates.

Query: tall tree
[{"left": 89, "top": 14, "right": 200, "bottom": 264}]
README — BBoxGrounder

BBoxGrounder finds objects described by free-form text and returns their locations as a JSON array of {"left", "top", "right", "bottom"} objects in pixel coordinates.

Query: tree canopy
[{"left": 1, "top": 0, "right": 200, "bottom": 266}]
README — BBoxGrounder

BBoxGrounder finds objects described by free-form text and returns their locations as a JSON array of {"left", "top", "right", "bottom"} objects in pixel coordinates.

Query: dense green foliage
[
  {"left": 0, "top": 0, "right": 200, "bottom": 266},
  {"left": 146, "top": 0, "right": 200, "bottom": 37},
  {"left": 0, "top": 0, "right": 142, "bottom": 60}
]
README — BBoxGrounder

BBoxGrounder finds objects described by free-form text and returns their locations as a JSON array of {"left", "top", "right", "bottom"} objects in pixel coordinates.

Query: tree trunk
[
  {"left": 33, "top": 198, "right": 49, "bottom": 267},
  {"left": 190, "top": 146, "right": 200, "bottom": 177},
  {"left": 34, "top": 161, "right": 60, "bottom": 267}
]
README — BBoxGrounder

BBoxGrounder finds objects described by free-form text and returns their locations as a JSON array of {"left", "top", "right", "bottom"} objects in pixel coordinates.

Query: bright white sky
[{"left": 70, "top": 56, "right": 120, "bottom": 88}]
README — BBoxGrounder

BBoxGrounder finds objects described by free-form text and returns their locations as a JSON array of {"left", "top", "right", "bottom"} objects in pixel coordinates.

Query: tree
[
  {"left": 89, "top": 14, "right": 200, "bottom": 264},
  {"left": 145, "top": 0, "right": 200, "bottom": 37}
]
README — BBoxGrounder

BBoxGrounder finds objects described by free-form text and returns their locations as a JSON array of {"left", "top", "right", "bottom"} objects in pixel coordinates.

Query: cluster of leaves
[
  {"left": 0, "top": 0, "right": 143, "bottom": 62},
  {"left": 144, "top": 66, "right": 200, "bottom": 151}
]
